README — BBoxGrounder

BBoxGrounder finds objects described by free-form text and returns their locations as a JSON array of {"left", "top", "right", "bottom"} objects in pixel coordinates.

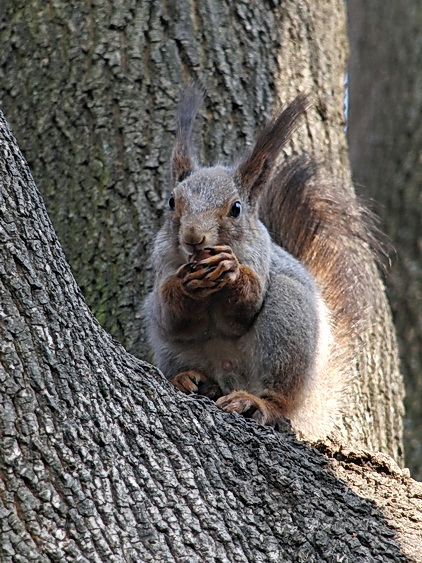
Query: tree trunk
[
  {"left": 347, "top": 1, "right": 422, "bottom": 479},
  {"left": 0, "top": 0, "right": 404, "bottom": 464},
  {"left": 1, "top": 110, "right": 421, "bottom": 563}
]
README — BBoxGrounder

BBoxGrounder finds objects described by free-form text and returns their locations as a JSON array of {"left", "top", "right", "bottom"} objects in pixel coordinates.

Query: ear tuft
[
  {"left": 236, "top": 93, "right": 311, "bottom": 202},
  {"left": 171, "top": 83, "right": 206, "bottom": 185}
]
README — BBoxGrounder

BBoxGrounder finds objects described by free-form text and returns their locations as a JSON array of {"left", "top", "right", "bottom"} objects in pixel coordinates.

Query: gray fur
[
  {"left": 143, "top": 88, "right": 342, "bottom": 440},
  {"left": 146, "top": 236, "right": 320, "bottom": 396}
]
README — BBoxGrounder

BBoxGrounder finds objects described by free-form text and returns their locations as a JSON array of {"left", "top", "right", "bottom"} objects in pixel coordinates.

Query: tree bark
[
  {"left": 1, "top": 110, "right": 421, "bottom": 563},
  {"left": 347, "top": 1, "right": 422, "bottom": 480},
  {"left": 0, "top": 0, "right": 405, "bottom": 464}
]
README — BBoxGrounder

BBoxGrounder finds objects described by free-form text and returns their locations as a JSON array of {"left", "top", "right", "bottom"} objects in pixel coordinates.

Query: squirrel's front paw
[
  {"left": 216, "top": 391, "right": 283, "bottom": 425},
  {"left": 177, "top": 245, "right": 240, "bottom": 296},
  {"left": 169, "top": 370, "right": 222, "bottom": 399}
]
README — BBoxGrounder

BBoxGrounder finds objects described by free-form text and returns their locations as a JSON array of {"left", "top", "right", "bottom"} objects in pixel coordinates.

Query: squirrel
[{"left": 143, "top": 84, "right": 376, "bottom": 440}]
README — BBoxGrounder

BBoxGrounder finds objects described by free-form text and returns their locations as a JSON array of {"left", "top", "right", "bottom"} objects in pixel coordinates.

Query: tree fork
[
  {"left": 0, "top": 109, "right": 421, "bottom": 563},
  {"left": 0, "top": 0, "right": 405, "bottom": 460}
]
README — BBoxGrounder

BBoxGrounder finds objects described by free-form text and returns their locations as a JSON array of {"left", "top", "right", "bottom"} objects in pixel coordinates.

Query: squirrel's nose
[{"left": 182, "top": 231, "right": 205, "bottom": 248}]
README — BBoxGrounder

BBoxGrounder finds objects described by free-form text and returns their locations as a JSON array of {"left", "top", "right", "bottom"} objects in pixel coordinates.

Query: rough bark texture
[
  {"left": 1, "top": 111, "right": 421, "bottom": 562},
  {"left": 0, "top": 3, "right": 403, "bottom": 463},
  {"left": 0, "top": 0, "right": 402, "bottom": 460},
  {"left": 347, "top": 2, "right": 422, "bottom": 480}
]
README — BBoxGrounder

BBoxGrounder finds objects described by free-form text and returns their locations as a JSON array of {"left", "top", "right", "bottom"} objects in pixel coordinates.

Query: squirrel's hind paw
[
  {"left": 216, "top": 391, "right": 285, "bottom": 425},
  {"left": 169, "top": 370, "right": 222, "bottom": 399}
]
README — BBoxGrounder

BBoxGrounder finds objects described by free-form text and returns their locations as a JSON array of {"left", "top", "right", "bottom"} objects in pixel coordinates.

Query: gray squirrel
[{"left": 144, "top": 85, "right": 375, "bottom": 440}]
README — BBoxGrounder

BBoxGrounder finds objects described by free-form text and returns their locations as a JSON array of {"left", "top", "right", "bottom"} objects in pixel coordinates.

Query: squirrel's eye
[
  {"left": 229, "top": 201, "right": 242, "bottom": 218},
  {"left": 168, "top": 194, "right": 175, "bottom": 210}
]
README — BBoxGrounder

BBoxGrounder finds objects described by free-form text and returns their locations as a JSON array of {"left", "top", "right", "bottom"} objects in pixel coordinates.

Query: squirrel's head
[{"left": 167, "top": 84, "right": 310, "bottom": 258}]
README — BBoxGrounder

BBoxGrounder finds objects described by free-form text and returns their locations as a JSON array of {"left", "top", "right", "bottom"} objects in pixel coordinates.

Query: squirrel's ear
[
  {"left": 236, "top": 93, "right": 311, "bottom": 202},
  {"left": 171, "top": 83, "right": 205, "bottom": 185}
]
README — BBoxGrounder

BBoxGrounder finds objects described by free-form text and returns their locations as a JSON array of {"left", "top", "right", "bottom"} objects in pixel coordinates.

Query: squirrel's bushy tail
[
  {"left": 261, "top": 157, "right": 380, "bottom": 334},
  {"left": 260, "top": 157, "right": 382, "bottom": 438}
]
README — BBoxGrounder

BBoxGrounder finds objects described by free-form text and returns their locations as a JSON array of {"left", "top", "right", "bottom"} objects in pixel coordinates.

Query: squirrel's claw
[
  {"left": 178, "top": 246, "right": 240, "bottom": 296},
  {"left": 169, "top": 370, "right": 222, "bottom": 399},
  {"left": 216, "top": 391, "right": 284, "bottom": 425},
  {"left": 169, "top": 370, "right": 203, "bottom": 394}
]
